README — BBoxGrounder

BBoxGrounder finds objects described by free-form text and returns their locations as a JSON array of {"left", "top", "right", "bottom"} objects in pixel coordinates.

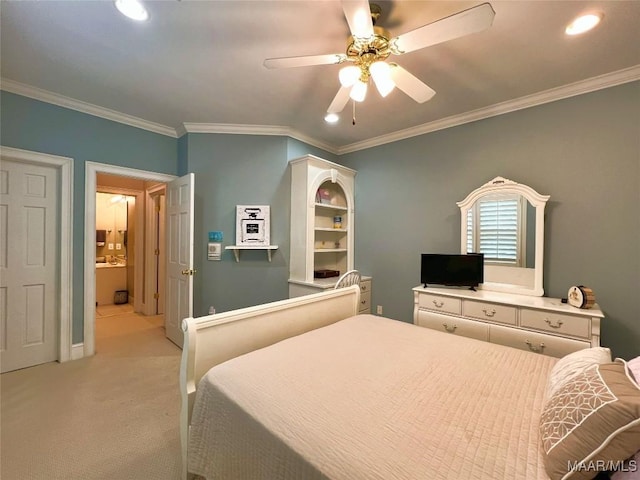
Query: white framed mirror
[{"left": 457, "top": 176, "right": 550, "bottom": 296}]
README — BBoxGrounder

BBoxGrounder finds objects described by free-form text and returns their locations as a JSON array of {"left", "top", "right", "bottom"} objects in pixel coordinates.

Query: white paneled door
[
  {"left": 165, "top": 173, "right": 194, "bottom": 348},
  {"left": 1, "top": 159, "right": 59, "bottom": 373}
]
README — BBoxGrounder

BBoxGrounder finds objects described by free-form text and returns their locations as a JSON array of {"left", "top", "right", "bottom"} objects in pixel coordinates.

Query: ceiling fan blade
[
  {"left": 327, "top": 86, "right": 352, "bottom": 114},
  {"left": 389, "top": 64, "right": 436, "bottom": 103},
  {"left": 264, "top": 54, "right": 346, "bottom": 69},
  {"left": 342, "top": 0, "right": 374, "bottom": 38},
  {"left": 392, "top": 3, "right": 495, "bottom": 54}
]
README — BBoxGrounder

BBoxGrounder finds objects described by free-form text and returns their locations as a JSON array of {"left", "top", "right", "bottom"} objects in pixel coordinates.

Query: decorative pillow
[
  {"left": 628, "top": 356, "right": 640, "bottom": 383},
  {"left": 546, "top": 347, "right": 612, "bottom": 400},
  {"left": 540, "top": 359, "right": 640, "bottom": 480},
  {"left": 610, "top": 357, "right": 640, "bottom": 480}
]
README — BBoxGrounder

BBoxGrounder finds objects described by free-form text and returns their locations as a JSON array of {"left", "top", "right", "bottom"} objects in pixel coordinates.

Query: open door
[{"left": 165, "top": 173, "right": 194, "bottom": 348}]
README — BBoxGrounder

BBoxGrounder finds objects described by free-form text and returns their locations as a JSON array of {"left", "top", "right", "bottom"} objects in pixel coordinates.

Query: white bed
[{"left": 179, "top": 286, "right": 564, "bottom": 480}]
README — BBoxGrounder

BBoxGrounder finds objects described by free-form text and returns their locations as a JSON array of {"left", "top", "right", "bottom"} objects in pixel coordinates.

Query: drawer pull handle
[
  {"left": 544, "top": 318, "right": 564, "bottom": 329},
  {"left": 433, "top": 300, "right": 445, "bottom": 308},
  {"left": 525, "top": 340, "right": 545, "bottom": 353},
  {"left": 442, "top": 323, "right": 457, "bottom": 333},
  {"left": 361, "top": 285, "right": 367, "bottom": 291},
  {"left": 482, "top": 308, "right": 496, "bottom": 318},
  {"left": 361, "top": 300, "right": 366, "bottom": 304}
]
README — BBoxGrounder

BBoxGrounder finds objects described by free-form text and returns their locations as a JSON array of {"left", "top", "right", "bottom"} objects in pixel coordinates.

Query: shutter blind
[{"left": 467, "top": 196, "right": 521, "bottom": 265}]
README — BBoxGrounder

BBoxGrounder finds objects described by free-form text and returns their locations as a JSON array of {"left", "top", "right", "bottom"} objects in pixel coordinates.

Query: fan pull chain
[{"left": 352, "top": 100, "right": 356, "bottom": 126}]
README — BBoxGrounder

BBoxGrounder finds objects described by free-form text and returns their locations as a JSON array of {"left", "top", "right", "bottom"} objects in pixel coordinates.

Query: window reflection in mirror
[{"left": 466, "top": 194, "right": 536, "bottom": 268}]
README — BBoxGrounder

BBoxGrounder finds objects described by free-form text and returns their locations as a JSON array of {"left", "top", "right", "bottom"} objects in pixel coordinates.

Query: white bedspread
[{"left": 188, "top": 314, "right": 557, "bottom": 479}]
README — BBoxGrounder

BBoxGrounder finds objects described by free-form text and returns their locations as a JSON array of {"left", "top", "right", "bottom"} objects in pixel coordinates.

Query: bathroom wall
[
  {"left": 96, "top": 192, "right": 128, "bottom": 261},
  {"left": 96, "top": 173, "right": 151, "bottom": 304}
]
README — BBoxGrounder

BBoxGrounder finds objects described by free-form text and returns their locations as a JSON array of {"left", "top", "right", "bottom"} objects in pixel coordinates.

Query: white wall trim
[
  {"left": 337, "top": 65, "right": 640, "bottom": 154},
  {"left": 85, "top": 162, "right": 177, "bottom": 357},
  {"left": 180, "top": 122, "right": 338, "bottom": 155},
  {"left": 71, "top": 343, "right": 84, "bottom": 361},
  {"left": 5, "top": 65, "right": 639, "bottom": 156},
  {"left": 1, "top": 78, "right": 178, "bottom": 138},
  {"left": 0, "top": 146, "right": 74, "bottom": 363},
  {"left": 144, "top": 184, "right": 167, "bottom": 316}
]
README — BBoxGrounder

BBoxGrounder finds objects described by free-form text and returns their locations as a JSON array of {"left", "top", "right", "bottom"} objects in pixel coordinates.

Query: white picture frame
[{"left": 235, "top": 205, "right": 270, "bottom": 246}]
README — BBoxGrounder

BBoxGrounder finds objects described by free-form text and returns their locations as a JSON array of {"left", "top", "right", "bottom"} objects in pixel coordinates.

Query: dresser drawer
[
  {"left": 417, "top": 293, "right": 461, "bottom": 315},
  {"left": 520, "top": 309, "right": 591, "bottom": 339},
  {"left": 489, "top": 323, "right": 590, "bottom": 358},
  {"left": 359, "top": 279, "right": 371, "bottom": 294},
  {"left": 416, "top": 311, "right": 488, "bottom": 342},
  {"left": 463, "top": 300, "right": 517, "bottom": 326},
  {"left": 359, "top": 288, "right": 371, "bottom": 313}
]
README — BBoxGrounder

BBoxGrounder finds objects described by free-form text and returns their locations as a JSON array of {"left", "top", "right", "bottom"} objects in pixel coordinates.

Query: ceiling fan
[{"left": 264, "top": 1, "right": 495, "bottom": 120}]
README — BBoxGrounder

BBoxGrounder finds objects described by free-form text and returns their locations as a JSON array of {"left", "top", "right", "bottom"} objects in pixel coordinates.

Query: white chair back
[{"left": 334, "top": 270, "right": 361, "bottom": 289}]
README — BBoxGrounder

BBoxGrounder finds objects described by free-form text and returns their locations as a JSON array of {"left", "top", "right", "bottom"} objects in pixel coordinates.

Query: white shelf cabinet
[
  {"left": 412, "top": 286, "right": 604, "bottom": 358},
  {"left": 288, "top": 155, "right": 371, "bottom": 312}
]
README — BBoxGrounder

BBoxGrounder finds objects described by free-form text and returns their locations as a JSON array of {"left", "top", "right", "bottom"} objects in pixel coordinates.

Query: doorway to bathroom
[
  {"left": 85, "top": 163, "right": 176, "bottom": 357},
  {"left": 94, "top": 173, "right": 168, "bottom": 317}
]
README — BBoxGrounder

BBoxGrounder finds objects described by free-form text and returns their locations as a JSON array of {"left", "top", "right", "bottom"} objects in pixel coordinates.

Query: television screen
[{"left": 421, "top": 253, "right": 484, "bottom": 289}]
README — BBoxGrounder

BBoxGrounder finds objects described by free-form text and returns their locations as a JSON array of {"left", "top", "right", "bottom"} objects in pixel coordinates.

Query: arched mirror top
[
  {"left": 458, "top": 176, "right": 550, "bottom": 210},
  {"left": 457, "top": 176, "right": 550, "bottom": 297}
]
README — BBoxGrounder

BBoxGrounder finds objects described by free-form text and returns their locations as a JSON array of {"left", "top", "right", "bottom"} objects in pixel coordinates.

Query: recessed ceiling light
[
  {"left": 565, "top": 13, "right": 602, "bottom": 35},
  {"left": 324, "top": 113, "right": 339, "bottom": 124},
  {"left": 115, "top": 0, "right": 149, "bottom": 22}
]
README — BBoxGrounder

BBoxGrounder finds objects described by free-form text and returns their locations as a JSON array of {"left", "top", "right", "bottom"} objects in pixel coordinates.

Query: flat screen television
[{"left": 421, "top": 253, "right": 484, "bottom": 289}]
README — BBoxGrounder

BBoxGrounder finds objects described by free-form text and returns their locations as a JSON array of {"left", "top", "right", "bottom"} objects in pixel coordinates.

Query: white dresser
[{"left": 412, "top": 286, "right": 604, "bottom": 358}]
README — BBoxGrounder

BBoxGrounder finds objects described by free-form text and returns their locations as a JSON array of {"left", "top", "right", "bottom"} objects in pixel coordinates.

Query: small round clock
[{"left": 567, "top": 285, "right": 596, "bottom": 309}]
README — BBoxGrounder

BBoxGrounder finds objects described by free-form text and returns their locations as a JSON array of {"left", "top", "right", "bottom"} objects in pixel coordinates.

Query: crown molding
[
  {"left": 181, "top": 122, "right": 338, "bottom": 155},
  {"left": 337, "top": 65, "right": 640, "bottom": 155},
  {"left": 3, "top": 65, "right": 638, "bottom": 155},
  {"left": 1, "top": 78, "right": 178, "bottom": 138}
]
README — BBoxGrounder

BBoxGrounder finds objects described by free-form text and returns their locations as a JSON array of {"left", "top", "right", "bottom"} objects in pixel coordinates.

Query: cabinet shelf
[
  {"left": 315, "top": 227, "right": 348, "bottom": 232},
  {"left": 314, "top": 203, "right": 348, "bottom": 211},
  {"left": 225, "top": 245, "right": 278, "bottom": 262},
  {"left": 314, "top": 248, "right": 348, "bottom": 253}
]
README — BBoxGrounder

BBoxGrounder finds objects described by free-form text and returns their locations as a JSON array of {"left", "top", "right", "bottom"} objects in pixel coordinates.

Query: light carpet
[{"left": 1, "top": 311, "right": 182, "bottom": 479}]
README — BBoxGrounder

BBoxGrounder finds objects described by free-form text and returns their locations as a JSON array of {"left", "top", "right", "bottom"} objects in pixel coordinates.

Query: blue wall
[
  {"left": 2, "top": 83, "right": 638, "bottom": 360},
  {"left": 340, "top": 81, "right": 640, "bottom": 359},
  {"left": 1, "top": 91, "right": 178, "bottom": 342},
  {"left": 182, "top": 134, "right": 337, "bottom": 317}
]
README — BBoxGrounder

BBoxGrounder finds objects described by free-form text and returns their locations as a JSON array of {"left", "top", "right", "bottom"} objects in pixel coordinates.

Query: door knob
[{"left": 181, "top": 269, "right": 196, "bottom": 276}]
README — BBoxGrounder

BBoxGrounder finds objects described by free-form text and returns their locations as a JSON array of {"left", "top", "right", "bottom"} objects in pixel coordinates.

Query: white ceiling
[{"left": 2, "top": 1, "right": 639, "bottom": 153}]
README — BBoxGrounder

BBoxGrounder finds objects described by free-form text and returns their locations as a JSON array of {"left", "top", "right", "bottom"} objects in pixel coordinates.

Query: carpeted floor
[{"left": 1, "top": 309, "right": 183, "bottom": 479}]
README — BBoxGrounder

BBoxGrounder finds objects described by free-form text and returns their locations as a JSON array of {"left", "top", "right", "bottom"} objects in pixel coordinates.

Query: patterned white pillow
[
  {"left": 546, "top": 347, "right": 611, "bottom": 400},
  {"left": 540, "top": 360, "right": 640, "bottom": 480}
]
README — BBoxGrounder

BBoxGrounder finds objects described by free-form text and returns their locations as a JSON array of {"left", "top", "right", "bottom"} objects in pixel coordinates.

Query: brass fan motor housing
[{"left": 345, "top": 26, "right": 394, "bottom": 81}]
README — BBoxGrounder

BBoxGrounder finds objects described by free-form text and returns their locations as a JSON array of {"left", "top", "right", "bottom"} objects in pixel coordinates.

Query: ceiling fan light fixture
[
  {"left": 565, "top": 13, "right": 602, "bottom": 35},
  {"left": 370, "top": 61, "right": 395, "bottom": 97},
  {"left": 114, "top": 0, "right": 149, "bottom": 22},
  {"left": 339, "top": 65, "right": 361, "bottom": 87},
  {"left": 350, "top": 80, "right": 368, "bottom": 102}
]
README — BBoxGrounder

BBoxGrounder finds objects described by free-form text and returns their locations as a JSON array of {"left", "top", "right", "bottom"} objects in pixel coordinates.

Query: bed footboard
[{"left": 179, "top": 285, "right": 361, "bottom": 479}]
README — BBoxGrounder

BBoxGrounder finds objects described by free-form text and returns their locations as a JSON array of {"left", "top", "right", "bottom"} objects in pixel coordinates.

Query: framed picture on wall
[{"left": 235, "top": 205, "right": 271, "bottom": 246}]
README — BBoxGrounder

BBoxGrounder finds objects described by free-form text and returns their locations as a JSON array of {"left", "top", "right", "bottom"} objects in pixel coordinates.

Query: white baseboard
[{"left": 71, "top": 343, "right": 85, "bottom": 360}]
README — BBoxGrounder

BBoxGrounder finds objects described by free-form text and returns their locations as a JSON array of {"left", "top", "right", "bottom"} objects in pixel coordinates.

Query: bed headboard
[{"left": 179, "top": 285, "right": 361, "bottom": 479}]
